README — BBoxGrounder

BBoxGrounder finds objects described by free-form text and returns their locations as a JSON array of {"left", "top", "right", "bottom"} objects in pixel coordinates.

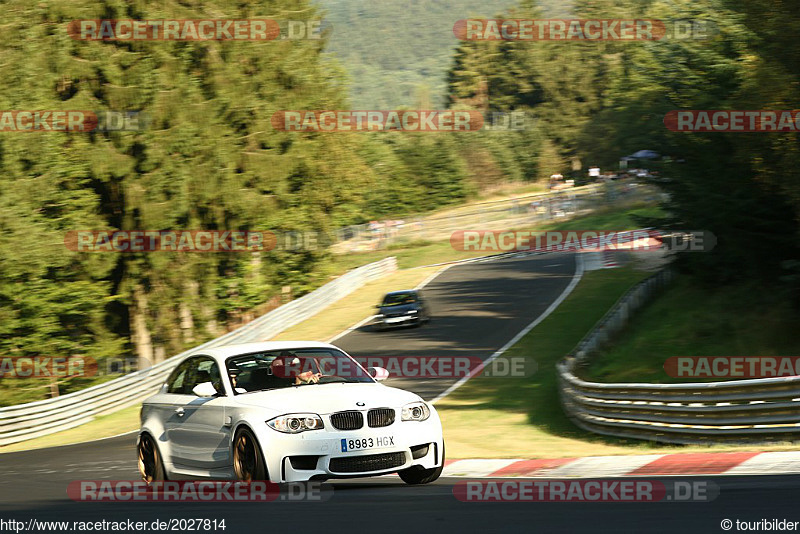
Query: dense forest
[
  {"left": 0, "top": 0, "right": 798, "bottom": 402},
  {"left": 0, "top": 0, "right": 540, "bottom": 398},
  {"left": 320, "top": 0, "right": 572, "bottom": 108}
]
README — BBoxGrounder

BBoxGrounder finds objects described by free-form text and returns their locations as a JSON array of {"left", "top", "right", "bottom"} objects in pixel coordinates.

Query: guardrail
[
  {"left": 558, "top": 270, "right": 800, "bottom": 444},
  {"left": 0, "top": 257, "right": 397, "bottom": 446}
]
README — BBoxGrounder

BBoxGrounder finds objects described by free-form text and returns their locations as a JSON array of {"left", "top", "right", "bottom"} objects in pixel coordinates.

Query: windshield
[
  {"left": 225, "top": 348, "right": 373, "bottom": 394},
  {"left": 381, "top": 292, "right": 417, "bottom": 306}
]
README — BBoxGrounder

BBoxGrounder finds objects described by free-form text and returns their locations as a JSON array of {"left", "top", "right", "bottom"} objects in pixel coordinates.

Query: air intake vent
[{"left": 329, "top": 452, "right": 406, "bottom": 473}]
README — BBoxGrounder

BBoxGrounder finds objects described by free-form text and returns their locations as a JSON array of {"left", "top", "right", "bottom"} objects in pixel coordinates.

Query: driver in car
[
  {"left": 271, "top": 351, "right": 322, "bottom": 384},
  {"left": 227, "top": 366, "right": 247, "bottom": 393}
]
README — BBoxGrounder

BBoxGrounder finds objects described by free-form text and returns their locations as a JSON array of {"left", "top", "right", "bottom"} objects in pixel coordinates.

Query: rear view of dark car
[{"left": 374, "top": 290, "right": 431, "bottom": 330}]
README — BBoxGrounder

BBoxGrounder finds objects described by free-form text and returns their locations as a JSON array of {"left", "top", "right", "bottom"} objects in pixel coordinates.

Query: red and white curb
[
  {"left": 602, "top": 250, "right": 620, "bottom": 269},
  {"left": 442, "top": 451, "right": 800, "bottom": 478},
  {"left": 584, "top": 250, "right": 621, "bottom": 271}
]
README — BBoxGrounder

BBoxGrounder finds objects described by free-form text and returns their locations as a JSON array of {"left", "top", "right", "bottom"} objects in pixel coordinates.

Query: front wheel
[
  {"left": 137, "top": 433, "right": 167, "bottom": 483},
  {"left": 233, "top": 428, "right": 268, "bottom": 482},
  {"left": 398, "top": 443, "right": 444, "bottom": 485}
]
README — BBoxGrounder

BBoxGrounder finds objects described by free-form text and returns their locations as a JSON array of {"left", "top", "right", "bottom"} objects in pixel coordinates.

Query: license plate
[
  {"left": 385, "top": 317, "right": 406, "bottom": 324},
  {"left": 341, "top": 436, "right": 394, "bottom": 452}
]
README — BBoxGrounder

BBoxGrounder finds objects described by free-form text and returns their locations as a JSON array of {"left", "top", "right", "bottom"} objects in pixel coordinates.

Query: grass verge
[
  {"left": 539, "top": 203, "right": 661, "bottom": 232},
  {"left": 327, "top": 241, "right": 486, "bottom": 277},
  {"left": 273, "top": 266, "right": 443, "bottom": 342},
  {"left": 581, "top": 277, "right": 800, "bottom": 383},
  {"left": 0, "top": 405, "right": 140, "bottom": 454}
]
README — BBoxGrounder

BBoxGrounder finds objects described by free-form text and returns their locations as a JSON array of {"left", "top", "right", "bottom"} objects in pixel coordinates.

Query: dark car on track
[{"left": 374, "top": 289, "right": 431, "bottom": 330}]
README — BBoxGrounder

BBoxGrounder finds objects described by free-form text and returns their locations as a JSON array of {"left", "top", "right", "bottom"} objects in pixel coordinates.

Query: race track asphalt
[
  {"left": 2, "top": 251, "right": 793, "bottom": 533},
  {"left": 335, "top": 251, "right": 578, "bottom": 400},
  {"left": 1, "top": 435, "right": 797, "bottom": 534}
]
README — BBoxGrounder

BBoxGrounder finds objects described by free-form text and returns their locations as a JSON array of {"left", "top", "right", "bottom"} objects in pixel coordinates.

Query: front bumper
[
  {"left": 376, "top": 314, "right": 420, "bottom": 328},
  {"left": 253, "top": 416, "right": 443, "bottom": 482}
]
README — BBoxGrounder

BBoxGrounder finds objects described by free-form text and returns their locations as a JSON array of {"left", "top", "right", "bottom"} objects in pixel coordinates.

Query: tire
[
  {"left": 137, "top": 433, "right": 168, "bottom": 483},
  {"left": 398, "top": 443, "right": 445, "bottom": 485},
  {"left": 233, "top": 428, "right": 268, "bottom": 482}
]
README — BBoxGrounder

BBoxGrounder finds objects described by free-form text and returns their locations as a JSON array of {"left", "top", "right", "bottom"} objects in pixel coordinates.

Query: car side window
[
  {"left": 183, "top": 357, "right": 224, "bottom": 396},
  {"left": 166, "top": 357, "right": 223, "bottom": 395},
  {"left": 166, "top": 360, "right": 193, "bottom": 394}
]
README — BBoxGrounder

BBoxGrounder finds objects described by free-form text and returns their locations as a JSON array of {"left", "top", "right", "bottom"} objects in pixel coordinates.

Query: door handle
[{"left": 175, "top": 407, "right": 185, "bottom": 417}]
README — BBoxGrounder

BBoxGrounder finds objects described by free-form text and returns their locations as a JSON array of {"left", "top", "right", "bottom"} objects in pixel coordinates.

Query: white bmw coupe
[{"left": 137, "top": 342, "right": 445, "bottom": 485}]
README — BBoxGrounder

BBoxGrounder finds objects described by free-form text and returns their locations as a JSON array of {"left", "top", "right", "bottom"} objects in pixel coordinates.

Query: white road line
[
  {"left": 415, "top": 264, "right": 456, "bottom": 290},
  {"left": 430, "top": 252, "right": 585, "bottom": 404},
  {"left": 327, "top": 315, "right": 378, "bottom": 344}
]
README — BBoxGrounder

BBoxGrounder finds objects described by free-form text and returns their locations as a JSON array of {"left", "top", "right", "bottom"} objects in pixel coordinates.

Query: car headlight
[
  {"left": 267, "top": 413, "right": 324, "bottom": 434},
  {"left": 401, "top": 402, "right": 430, "bottom": 422},
  {"left": 406, "top": 309, "right": 418, "bottom": 314}
]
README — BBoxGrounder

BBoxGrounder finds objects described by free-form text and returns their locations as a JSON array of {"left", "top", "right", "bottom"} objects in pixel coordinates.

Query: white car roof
[{"left": 189, "top": 341, "right": 342, "bottom": 363}]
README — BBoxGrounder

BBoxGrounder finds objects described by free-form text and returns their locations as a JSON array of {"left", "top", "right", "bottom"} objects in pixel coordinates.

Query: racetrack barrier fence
[{"left": 558, "top": 269, "right": 800, "bottom": 444}]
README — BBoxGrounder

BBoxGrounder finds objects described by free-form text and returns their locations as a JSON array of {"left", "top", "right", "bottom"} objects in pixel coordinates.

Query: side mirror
[
  {"left": 192, "top": 381, "right": 219, "bottom": 397},
  {"left": 368, "top": 367, "right": 389, "bottom": 381}
]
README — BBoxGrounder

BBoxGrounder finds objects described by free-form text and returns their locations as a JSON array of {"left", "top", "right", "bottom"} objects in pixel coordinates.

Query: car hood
[{"left": 232, "top": 382, "right": 422, "bottom": 414}]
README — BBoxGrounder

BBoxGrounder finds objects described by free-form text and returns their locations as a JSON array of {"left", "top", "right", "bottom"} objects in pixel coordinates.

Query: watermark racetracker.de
[
  {"left": 449, "top": 229, "right": 715, "bottom": 253},
  {"left": 68, "top": 19, "right": 328, "bottom": 41},
  {"left": 64, "top": 230, "right": 322, "bottom": 252},
  {"left": 453, "top": 19, "right": 716, "bottom": 41},
  {"left": 665, "top": 110, "right": 800, "bottom": 132},
  {"left": 272, "top": 355, "right": 537, "bottom": 380},
  {"left": 67, "top": 480, "right": 331, "bottom": 502},
  {"left": 0, "top": 356, "right": 97, "bottom": 379},
  {"left": 454, "top": 479, "right": 719, "bottom": 502},
  {"left": 270, "top": 110, "right": 535, "bottom": 132},
  {"left": 0, "top": 111, "right": 148, "bottom": 132},
  {"left": 665, "top": 356, "right": 800, "bottom": 379}
]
